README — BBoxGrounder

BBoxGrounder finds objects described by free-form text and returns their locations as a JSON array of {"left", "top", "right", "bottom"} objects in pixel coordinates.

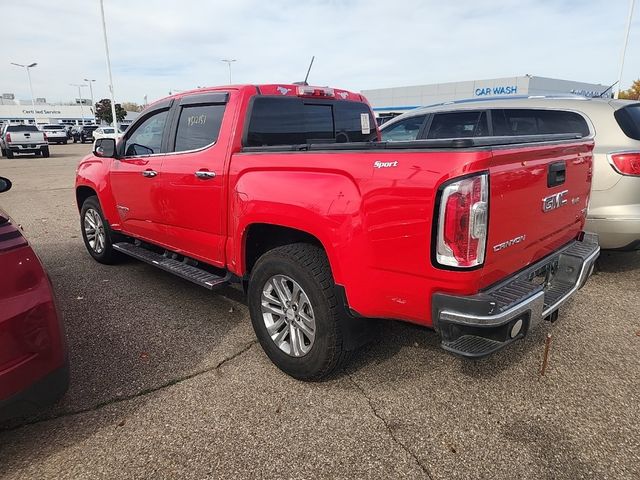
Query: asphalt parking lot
[{"left": 0, "top": 143, "right": 638, "bottom": 479}]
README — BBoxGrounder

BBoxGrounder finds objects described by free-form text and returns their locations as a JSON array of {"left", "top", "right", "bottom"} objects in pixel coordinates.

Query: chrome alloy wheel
[
  {"left": 84, "top": 208, "right": 106, "bottom": 254},
  {"left": 261, "top": 274, "right": 316, "bottom": 357}
]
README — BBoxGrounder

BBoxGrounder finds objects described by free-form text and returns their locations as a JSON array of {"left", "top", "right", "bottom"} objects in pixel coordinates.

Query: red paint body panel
[
  {"left": 0, "top": 212, "right": 67, "bottom": 404},
  {"left": 76, "top": 84, "right": 594, "bottom": 328}
]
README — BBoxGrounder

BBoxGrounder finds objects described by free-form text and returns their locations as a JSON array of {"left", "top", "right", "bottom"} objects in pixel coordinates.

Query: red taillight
[
  {"left": 43, "top": 132, "right": 48, "bottom": 141},
  {"left": 5, "top": 133, "right": 11, "bottom": 142},
  {"left": 609, "top": 152, "right": 640, "bottom": 176},
  {"left": 436, "top": 173, "right": 488, "bottom": 268}
]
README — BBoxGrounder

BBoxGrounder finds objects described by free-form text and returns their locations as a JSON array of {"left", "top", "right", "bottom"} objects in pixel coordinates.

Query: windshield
[
  {"left": 614, "top": 103, "right": 640, "bottom": 141},
  {"left": 43, "top": 125, "right": 64, "bottom": 130},
  {"left": 103, "top": 128, "right": 115, "bottom": 134}
]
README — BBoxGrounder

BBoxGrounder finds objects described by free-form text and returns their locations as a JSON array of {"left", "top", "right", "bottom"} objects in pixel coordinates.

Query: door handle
[
  {"left": 142, "top": 169, "right": 158, "bottom": 178},
  {"left": 194, "top": 170, "right": 216, "bottom": 179}
]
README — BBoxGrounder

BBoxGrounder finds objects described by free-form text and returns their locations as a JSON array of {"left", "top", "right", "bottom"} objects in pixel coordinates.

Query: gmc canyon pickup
[{"left": 75, "top": 84, "right": 599, "bottom": 379}]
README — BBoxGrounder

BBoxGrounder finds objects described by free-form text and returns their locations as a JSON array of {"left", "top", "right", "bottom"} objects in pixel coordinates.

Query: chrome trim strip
[{"left": 439, "top": 291, "right": 544, "bottom": 327}]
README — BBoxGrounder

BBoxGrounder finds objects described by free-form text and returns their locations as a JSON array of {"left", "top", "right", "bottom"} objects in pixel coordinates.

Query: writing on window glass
[{"left": 187, "top": 114, "right": 207, "bottom": 127}]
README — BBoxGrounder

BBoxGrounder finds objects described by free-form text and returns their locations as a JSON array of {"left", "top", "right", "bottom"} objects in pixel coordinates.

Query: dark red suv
[{"left": 0, "top": 176, "right": 68, "bottom": 420}]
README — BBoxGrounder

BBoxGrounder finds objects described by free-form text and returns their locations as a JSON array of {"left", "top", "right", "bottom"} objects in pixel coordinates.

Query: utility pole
[
  {"left": 222, "top": 59, "right": 236, "bottom": 84},
  {"left": 10, "top": 62, "right": 38, "bottom": 125},
  {"left": 99, "top": 0, "right": 119, "bottom": 128},
  {"left": 615, "top": 0, "right": 636, "bottom": 99}
]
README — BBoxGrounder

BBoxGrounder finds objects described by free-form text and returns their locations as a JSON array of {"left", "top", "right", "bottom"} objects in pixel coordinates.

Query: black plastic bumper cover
[
  {"left": 0, "top": 358, "right": 70, "bottom": 422},
  {"left": 432, "top": 233, "right": 600, "bottom": 358}
]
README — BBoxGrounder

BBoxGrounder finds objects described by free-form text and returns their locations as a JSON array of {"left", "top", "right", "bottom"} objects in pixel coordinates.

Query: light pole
[
  {"left": 99, "top": 0, "right": 119, "bottom": 129},
  {"left": 615, "top": 0, "right": 636, "bottom": 99},
  {"left": 222, "top": 59, "right": 236, "bottom": 84},
  {"left": 84, "top": 78, "right": 96, "bottom": 123},
  {"left": 70, "top": 84, "right": 88, "bottom": 125},
  {"left": 10, "top": 62, "right": 38, "bottom": 125}
]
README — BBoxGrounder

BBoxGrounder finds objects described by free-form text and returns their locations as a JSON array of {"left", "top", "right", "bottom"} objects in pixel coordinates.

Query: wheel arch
[{"left": 243, "top": 223, "right": 327, "bottom": 276}]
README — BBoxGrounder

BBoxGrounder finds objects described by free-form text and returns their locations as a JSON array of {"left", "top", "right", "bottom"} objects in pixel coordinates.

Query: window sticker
[
  {"left": 188, "top": 114, "right": 207, "bottom": 127},
  {"left": 360, "top": 113, "right": 370, "bottom": 135}
]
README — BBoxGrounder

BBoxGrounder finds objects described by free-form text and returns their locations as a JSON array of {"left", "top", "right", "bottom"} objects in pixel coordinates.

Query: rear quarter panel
[{"left": 228, "top": 149, "right": 495, "bottom": 324}]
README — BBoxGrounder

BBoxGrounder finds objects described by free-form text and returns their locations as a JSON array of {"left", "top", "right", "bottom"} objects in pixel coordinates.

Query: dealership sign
[
  {"left": 474, "top": 85, "right": 518, "bottom": 96},
  {"left": 22, "top": 109, "right": 62, "bottom": 115}
]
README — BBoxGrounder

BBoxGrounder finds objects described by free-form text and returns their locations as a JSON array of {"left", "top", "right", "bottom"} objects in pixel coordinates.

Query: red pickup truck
[{"left": 75, "top": 84, "right": 599, "bottom": 379}]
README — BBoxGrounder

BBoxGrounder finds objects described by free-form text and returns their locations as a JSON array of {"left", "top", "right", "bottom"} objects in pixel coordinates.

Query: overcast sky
[{"left": 2, "top": 0, "right": 639, "bottom": 105}]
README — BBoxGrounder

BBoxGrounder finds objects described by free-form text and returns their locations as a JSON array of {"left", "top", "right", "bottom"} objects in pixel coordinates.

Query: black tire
[
  {"left": 248, "top": 243, "right": 350, "bottom": 380},
  {"left": 63, "top": 140, "right": 68, "bottom": 145},
  {"left": 80, "top": 196, "right": 123, "bottom": 264},
  {"left": 73, "top": 138, "right": 78, "bottom": 144},
  {"left": 6, "top": 149, "right": 14, "bottom": 159},
  {"left": 41, "top": 148, "right": 50, "bottom": 158}
]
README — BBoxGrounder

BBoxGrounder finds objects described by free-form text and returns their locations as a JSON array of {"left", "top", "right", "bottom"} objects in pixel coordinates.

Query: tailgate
[
  {"left": 481, "top": 140, "right": 593, "bottom": 288},
  {"left": 9, "top": 132, "right": 45, "bottom": 143}
]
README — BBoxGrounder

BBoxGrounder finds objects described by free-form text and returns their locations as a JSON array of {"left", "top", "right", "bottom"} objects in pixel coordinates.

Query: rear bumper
[
  {"left": 432, "top": 233, "right": 600, "bottom": 358},
  {"left": 8, "top": 144, "right": 47, "bottom": 152},
  {"left": 0, "top": 358, "right": 69, "bottom": 421}
]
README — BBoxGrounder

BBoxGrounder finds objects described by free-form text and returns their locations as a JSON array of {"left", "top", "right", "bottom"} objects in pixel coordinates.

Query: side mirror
[
  {"left": 0, "top": 176, "right": 12, "bottom": 193},
  {"left": 94, "top": 138, "right": 116, "bottom": 158}
]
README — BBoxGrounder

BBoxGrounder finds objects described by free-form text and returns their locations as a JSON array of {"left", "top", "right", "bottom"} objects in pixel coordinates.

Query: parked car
[
  {"left": 76, "top": 84, "right": 599, "bottom": 380},
  {"left": 0, "top": 124, "right": 49, "bottom": 158},
  {"left": 0, "top": 176, "right": 68, "bottom": 420},
  {"left": 41, "top": 124, "right": 68, "bottom": 145},
  {"left": 380, "top": 96, "right": 640, "bottom": 250},
  {"left": 71, "top": 125, "right": 99, "bottom": 144},
  {"left": 92, "top": 126, "right": 121, "bottom": 141}
]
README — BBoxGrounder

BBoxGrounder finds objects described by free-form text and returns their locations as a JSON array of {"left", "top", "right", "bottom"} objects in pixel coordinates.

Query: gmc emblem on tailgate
[{"left": 542, "top": 190, "right": 568, "bottom": 213}]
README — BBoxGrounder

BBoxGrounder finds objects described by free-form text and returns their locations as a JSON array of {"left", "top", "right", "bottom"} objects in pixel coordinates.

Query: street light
[
  {"left": 70, "top": 83, "right": 88, "bottom": 125},
  {"left": 84, "top": 78, "right": 96, "bottom": 122},
  {"left": 222, "top": 59, "right": 236, "bottom": 84},
  {"left": 99, "top": 0, "right": 119, "bottom": 129},
  {"left": 10, "top": 62, "right": 38, "bottom": 125}
]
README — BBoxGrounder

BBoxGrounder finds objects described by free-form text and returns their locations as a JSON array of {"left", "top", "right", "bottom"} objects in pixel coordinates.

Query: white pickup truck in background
[{"left": 0, "top": 124, "right": 49, "bottom": 158}]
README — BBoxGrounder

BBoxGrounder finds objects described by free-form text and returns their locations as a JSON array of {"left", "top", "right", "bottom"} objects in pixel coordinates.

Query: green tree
[
  {"left": 619, "top": 79, "right": 640, "bottom": 100},
  {"left": 94, "top": 98, "right": 127, "bottom": 125}
]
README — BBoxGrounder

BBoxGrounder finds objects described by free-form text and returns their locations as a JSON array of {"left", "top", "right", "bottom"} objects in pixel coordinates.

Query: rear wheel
[
  {"left": 6, "top": 149, "right": 14, "bottom": 159},
  {"left": 80, "top": 196, "right": 122, "bottom": 264},
  {"left": 41, "top": 147, "right": 50, "bottom": 158},
  {"left": 248, "top": 243, "right": 350, "bottom": 380}
]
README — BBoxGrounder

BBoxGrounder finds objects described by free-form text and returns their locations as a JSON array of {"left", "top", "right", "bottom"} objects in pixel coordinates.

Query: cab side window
[
  {"left": 124, "top": 110, "right": 169, "bottom": 157},
  {"left": 174, "top": 104, "right": 226, "bottom": 152},
  {"left": 381, "top": 115, "right": 426, "bottom": 142},
  {"left": 426, "top": 111, "right": 488, "bottom": 139}
]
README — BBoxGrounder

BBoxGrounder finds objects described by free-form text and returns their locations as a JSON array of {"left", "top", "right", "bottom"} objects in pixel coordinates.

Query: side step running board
[{"left": 113, "top": 242, "right": 230, "bottom": 290}]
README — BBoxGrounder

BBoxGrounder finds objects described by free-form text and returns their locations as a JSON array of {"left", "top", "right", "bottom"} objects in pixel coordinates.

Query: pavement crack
[
  {"left": 347, "top": 373, "right": 435, "bottom": 480},
  {"left": 0, "top": 340, "right": 257, "bottom": 433}
]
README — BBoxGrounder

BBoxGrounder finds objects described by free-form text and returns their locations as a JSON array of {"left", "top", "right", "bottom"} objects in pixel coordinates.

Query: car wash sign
[{"left": 474, "top": 85, "right": 518, "bottom": 97}]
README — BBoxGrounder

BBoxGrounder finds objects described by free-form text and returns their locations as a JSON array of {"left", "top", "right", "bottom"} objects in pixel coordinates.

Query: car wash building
[{"left": 362, "top": 75, "right": 613, "bottom": 122}]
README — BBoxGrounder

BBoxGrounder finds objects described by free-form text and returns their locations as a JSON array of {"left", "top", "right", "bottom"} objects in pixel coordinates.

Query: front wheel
[
  {"left": 6, "top": 149, "right": 14, "bottom": 159},
  {"left": 248, "top": 243, "right": 350, "bottom": 380},
  {"left": 80, "top": 196, "right": 122, "bottom": 264}
]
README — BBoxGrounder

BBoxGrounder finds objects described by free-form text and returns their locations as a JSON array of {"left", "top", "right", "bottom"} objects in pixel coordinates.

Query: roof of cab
[{"left": 147, "top": 84, "right": 365, "bottom": 110}]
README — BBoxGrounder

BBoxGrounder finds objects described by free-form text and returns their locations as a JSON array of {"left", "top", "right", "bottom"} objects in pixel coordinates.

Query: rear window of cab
[{"left": 245, "top": 97, "right": 377, "bottom": 147}]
